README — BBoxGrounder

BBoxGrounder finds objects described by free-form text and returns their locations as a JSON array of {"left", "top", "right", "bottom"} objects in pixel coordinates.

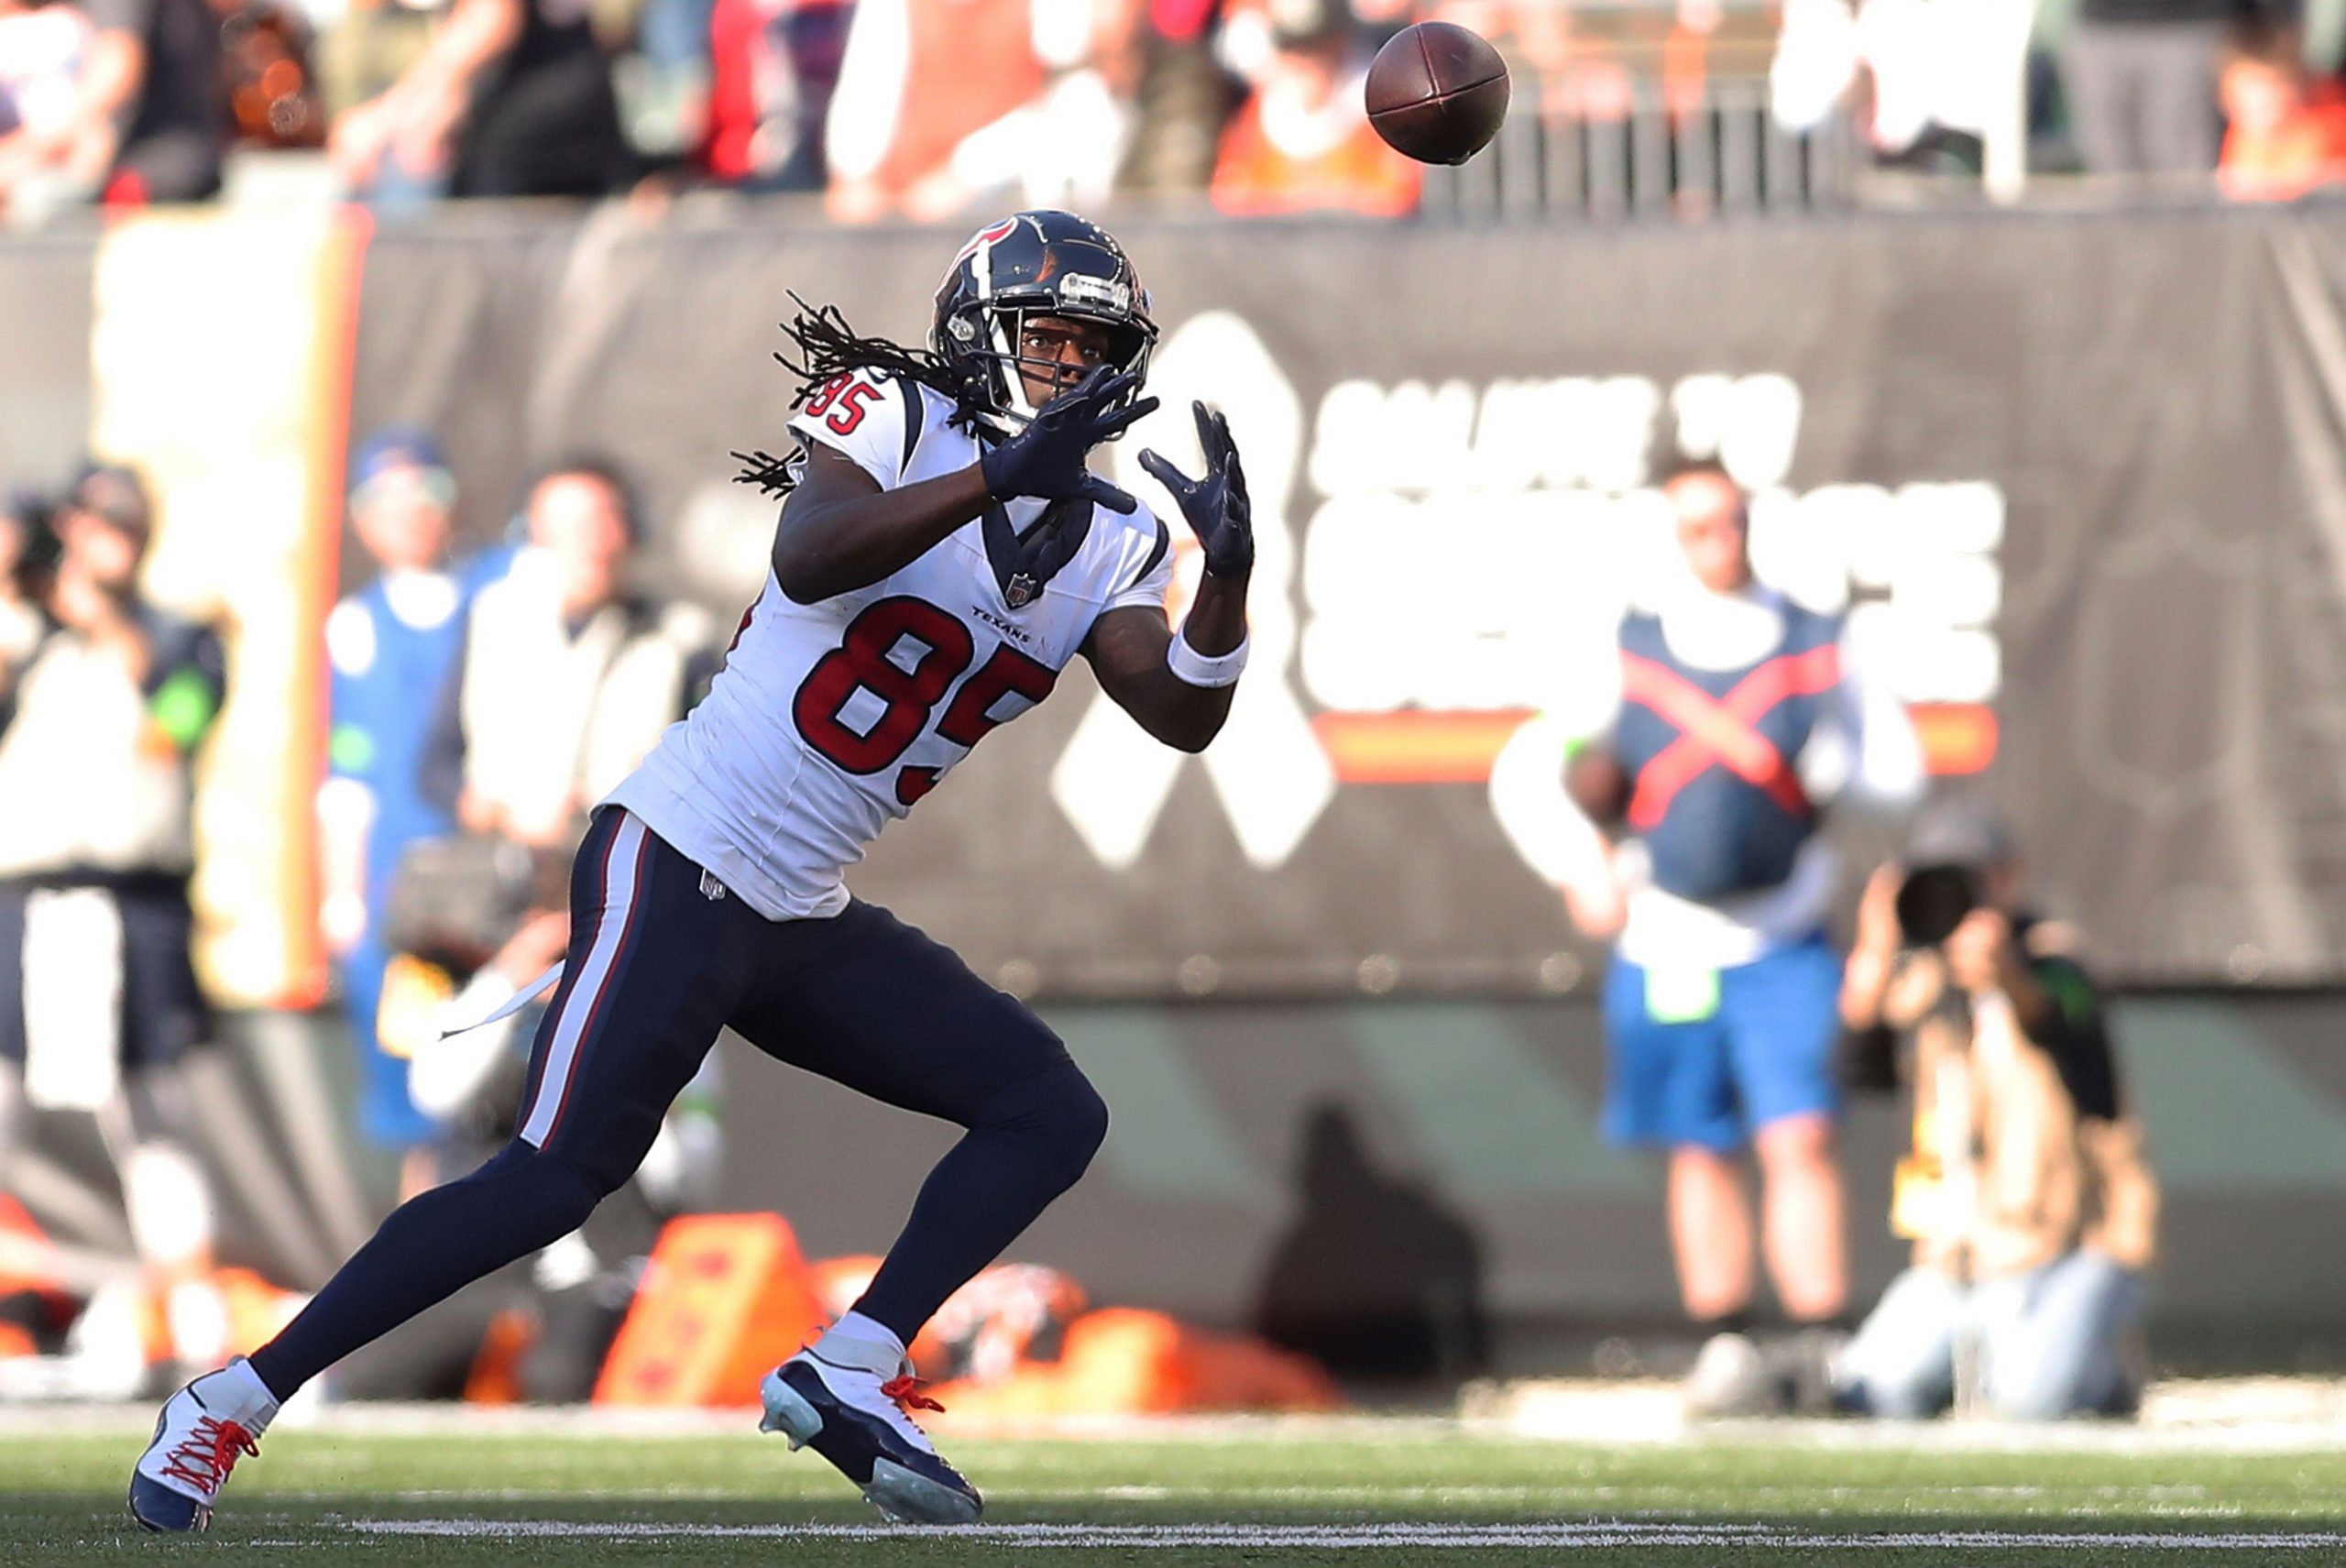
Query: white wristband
[{"left": 1167, "top": 629, "right": 1249, "bottom": 687}]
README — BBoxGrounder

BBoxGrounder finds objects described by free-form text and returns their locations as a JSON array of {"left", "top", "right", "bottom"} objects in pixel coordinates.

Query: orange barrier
[
  {"left": 464, "top": 1308, "right": 542, "bottom": 1406},
  {"left": 593, "top": 1213, "right": 825, "bottom": 1408},
  {"left": 586, "top": 1223, "right": 1339, "bottom": 1415},
  {"left": 933, "top": 1307, "right": 1342, "bottom": 1419}
]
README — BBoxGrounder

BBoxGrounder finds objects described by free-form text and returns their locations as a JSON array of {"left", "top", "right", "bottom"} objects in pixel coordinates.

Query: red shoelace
[
  {"left": 880, "top": 1375, "right": 945, "bottom": 1415},
  {"left": 158, "top": 1417, "right": 258, "bottom": 1496}
]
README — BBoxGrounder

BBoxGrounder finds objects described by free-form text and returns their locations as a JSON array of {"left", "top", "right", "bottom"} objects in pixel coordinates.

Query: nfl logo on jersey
[{"left": 1005, "top": 573, "right": 1040, "bottom": 609}]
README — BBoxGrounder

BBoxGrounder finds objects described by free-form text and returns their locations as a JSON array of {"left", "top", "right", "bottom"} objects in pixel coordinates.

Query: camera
[
  {"left": 0, "top": 486, "right": 62, "bottom": 590},
  {"left": 1892, "top": 861, "right": 1981, "bottom": 948}
]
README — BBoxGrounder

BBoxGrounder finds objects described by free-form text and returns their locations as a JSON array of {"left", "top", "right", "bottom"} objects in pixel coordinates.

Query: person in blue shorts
[{"left": 1490, "top": 456, "right": 1924, "bottom": 1411}]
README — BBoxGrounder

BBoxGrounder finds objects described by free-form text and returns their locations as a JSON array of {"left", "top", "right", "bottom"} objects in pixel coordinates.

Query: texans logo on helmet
[{"left": 949, "top": 217, "right": 1021, "bottom": 276}]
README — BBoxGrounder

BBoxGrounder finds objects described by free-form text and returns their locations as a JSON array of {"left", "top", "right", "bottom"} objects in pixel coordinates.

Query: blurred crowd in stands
[{"left": 5, "top": 0, "right": 2346, "bottom": 226}]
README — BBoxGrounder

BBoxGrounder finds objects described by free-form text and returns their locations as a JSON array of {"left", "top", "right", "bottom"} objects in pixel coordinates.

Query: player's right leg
[
  {"left": 128, "top": 809, "right": 757, "bottom": 1531},
  {"left": 731, "top": 899, "right": 1108, "bottom": 1525}
]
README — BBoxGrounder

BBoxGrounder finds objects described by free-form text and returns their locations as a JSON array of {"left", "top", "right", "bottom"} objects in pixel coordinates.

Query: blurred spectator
[
  {"left": 694, "top": 0, "right": 850, "bottom": 188},
  {"left": 314, "top": 0, "right": 437, "bottom": 123},
  {"left": 2219, "top": 18, "right": 2346, "bottom": 200},
  {"left": 21, "top": 0, "right": 230, "bottom": 203},
  {"left": 1209, "top": 0, "right": 1417, "bottom": 215},
  {"left": 0, "top": 465, "right": 234, "bottom": 1376},
  {"left": 2061, "top": 0, "right": 2229, "bottom": 177},
  {"left": 1487, "top": 458, "right": 1924, "bottom": 1417},
  {"left": 823, "top": 0, "right": 1155, "bottom": 221},
  {"left": 821, "top": 0, "right": 1058, "bottom": 220},
  {"left": 329, "top": 0, "right": 630, "bottom": 202},
  {"left": 318, "top": 430, "right": 476, "bottom": 1181},
  {"left": 1834, "top": 802, "right": 2159, "bottom": 1420},
  {"left": 939, "top": 0, "right": 1145, "bottom": 213},
  {"left": 420, "top": 457, "right": 693, "bottom": 853},
  {"left": 1771, "top": 0, "right": 1859, "bottom": 134},
  {"left": 1115, "top": 0, "right": 1235, "bottom": 195},
  {"left": 0, "top": 0, "right": 93, "bottom": 218},
  {"left": 1772, "top": 0, "right": 2034, "bottom": 178}
]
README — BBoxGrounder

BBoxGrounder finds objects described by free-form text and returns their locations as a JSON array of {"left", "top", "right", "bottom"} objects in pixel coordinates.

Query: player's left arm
[{"left": 1080, "top": 402, "right": 1253, "bottom": 755}]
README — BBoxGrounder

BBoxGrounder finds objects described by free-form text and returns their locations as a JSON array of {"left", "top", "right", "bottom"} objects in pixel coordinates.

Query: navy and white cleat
[
  {"left": 759, "top": 1332, "right": 981, "bottom": 1525},
  {"left": 127, "top": 1357, "right": 278, "bottom": 1532}
]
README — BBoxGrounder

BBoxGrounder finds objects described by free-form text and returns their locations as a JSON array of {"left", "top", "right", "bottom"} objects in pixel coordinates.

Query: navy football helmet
[{"left": 930, "top": 210, "right": 1157, "bottom": 437}]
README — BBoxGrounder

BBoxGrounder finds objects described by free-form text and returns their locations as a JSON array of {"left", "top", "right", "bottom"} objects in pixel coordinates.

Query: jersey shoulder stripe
[
  {"left": 899, "top": 376, "right": 926, "bottom": 473},
  {"left": 1130, "top": 515, "right": 1170, "bottom": 595}
]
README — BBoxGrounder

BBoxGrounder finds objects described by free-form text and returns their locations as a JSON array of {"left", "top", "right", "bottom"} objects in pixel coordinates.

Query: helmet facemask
[{"left": 960, "top": 303, "right": 1155, "bottom": 436}]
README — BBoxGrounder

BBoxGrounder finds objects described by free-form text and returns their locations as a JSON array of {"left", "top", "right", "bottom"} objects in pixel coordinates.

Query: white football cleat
[
  {"left": 759, "top": 1330, "right": 981, "bottom": 1524},
  {"left": 127, "top": 1357, "right": 278, "bottom": 1532}
]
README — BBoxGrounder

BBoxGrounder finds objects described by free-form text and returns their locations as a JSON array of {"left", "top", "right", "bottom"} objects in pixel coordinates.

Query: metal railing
[{"left": 1420, "top": 79, "right": 1860, "bottom": 222}]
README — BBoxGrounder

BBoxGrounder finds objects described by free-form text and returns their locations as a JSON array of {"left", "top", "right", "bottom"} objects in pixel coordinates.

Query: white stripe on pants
[{"left": 520, "top": 814, "right": 648, "bottom": 1147}]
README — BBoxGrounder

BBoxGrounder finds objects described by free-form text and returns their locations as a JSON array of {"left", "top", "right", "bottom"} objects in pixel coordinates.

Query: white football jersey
[{"left": 606, "top": 370, "right": 1174, "bottom": 920}]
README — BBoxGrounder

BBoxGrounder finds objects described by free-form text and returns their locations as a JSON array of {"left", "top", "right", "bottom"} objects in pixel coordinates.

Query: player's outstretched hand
[
  {"left": 1139, "top": 402, "right": 1253, "bottom": 579},
  {"left": 980, "top": 365, "right": 1158, "bottom": 513}
]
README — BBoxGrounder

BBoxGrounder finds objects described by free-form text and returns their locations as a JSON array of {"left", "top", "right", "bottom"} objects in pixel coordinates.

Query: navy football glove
[
  {"left": 979, "top": 366, "right": 1157, "bottom": 514},
  {"left": 1138, "top": 401, "right": 1253, "bottom": 579}
]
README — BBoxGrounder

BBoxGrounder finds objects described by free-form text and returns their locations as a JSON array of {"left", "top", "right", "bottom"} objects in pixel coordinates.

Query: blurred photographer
[
  {"left": 1833, "top": 799, "right": 2159, "bottom": 1420},
  {"left": 0, "top": 487, "right": 54, "bottom": 669},
  {"left": 0, "top": 465, "right": 231, "bottom": 1376}
]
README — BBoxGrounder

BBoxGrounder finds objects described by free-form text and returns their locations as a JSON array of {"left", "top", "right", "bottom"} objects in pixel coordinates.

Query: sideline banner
[
  {"left": 13, "top": 210, "right": 2327, "bottom": 994},
  {"left": 343, "top": 207, "right": 2329, "bottom": 989}
]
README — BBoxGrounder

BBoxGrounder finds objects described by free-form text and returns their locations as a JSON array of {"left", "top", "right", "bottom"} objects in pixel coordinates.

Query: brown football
[
  {"left": 1365, "top": 21, "right": 1510, "bottom": 167},
  {"left": 1565, "top": 748, "right": 1632, "bottom": 829}
]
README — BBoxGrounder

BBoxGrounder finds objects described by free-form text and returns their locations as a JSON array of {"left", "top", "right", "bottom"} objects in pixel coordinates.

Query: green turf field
[{"left": 10, "top": 1415, "right": 2346, "bottom": 1567}]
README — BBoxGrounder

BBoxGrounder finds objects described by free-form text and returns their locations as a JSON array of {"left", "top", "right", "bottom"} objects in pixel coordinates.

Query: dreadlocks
[{"left": 731, "top": 294, "right": 979, "bottom": 499}]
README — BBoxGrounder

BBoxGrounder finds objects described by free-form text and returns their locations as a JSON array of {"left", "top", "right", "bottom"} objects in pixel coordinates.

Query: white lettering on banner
[
  {"left": 1048, "top": 313, "right": 2006, "bottom": 870},
  {"left": 1299, "top": 376, "right": 2006, "bottom": 715}
]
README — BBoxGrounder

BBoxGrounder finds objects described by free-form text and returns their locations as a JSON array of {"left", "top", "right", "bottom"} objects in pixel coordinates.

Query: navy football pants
[{"left": 251, "top": 809, "right": 1106, "bottom": 1399}]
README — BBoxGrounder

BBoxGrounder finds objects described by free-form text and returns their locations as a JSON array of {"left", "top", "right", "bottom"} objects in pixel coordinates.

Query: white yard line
[{"left": 347, "top": 1519, "right": 2346, "bottom": 1550}]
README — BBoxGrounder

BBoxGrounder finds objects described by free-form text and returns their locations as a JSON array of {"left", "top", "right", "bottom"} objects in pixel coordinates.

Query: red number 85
[
  {"left": 793, "top": 598, "right": 1057, "bottom": 804},
  {"left": 803, "top": 373, "right": 882, "bottom": 436}
]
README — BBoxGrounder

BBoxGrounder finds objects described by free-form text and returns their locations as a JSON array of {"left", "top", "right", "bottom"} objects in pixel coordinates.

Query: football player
[{"left": 129, "top": 210, "right": 1254, "bottom": 1530}]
